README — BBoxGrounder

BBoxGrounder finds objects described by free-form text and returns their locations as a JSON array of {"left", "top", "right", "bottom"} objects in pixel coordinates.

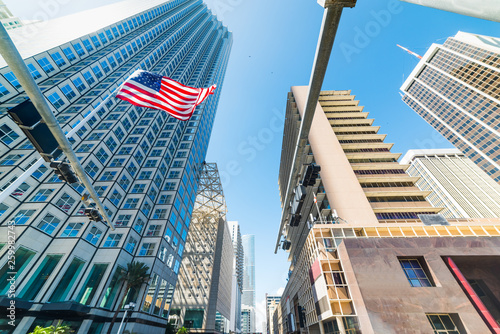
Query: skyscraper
[
  {"left": 265, "top": 294, "right": 281, "bottom": 334},
  {"left": 0, "top": 1, "right": 231, "bottom": 333},
  {"left": 401, "top": 148, "right": 500, "bottom": 218},
  {"left": 275, "top": 87, "right": 500, "bottom": 333},
  {"left": 400, "top": 31, "right": 500, "bottom": 183},
  {"left": 170, "top": 163, "right": 233, "bottom": 334},
  {"left": 228, "top": 221, "right": 244, "bottom": 333},
  {"left": 241, "top": 234, "right": 255, "bottom": 333},
  {"left": 400, "top": 0, "right": 500, "bottom": 23}
]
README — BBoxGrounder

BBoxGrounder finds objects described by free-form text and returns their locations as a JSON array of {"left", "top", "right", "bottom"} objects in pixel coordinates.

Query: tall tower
[
  {"left": 275, "top": 88, "right": 500, "bottom": 334},
  {"left": 241, "top": 234, "right": 255, "bottom": 333},
  {"left": 401, "top": 148, "right": 500, "bottom": 219},
  {"left": 228, "top": 221, "right": 244, "bottom": 333},
  {"left": 170, "top": 163, "right": 233, "bottom": 334},
  {"left": 265, "top": 294, "right": 281, "bottom": 334},
  {"left": 400, "top": 31, "right": 500, "bottom": 183},
  {"left": 0, "top": 1, "right": 232, "bottom": 333}
]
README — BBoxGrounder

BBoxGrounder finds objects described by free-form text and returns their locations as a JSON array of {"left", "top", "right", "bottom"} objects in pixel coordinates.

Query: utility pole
[{"left": 0, "top": 24, "right": 115, "bottom": 230}]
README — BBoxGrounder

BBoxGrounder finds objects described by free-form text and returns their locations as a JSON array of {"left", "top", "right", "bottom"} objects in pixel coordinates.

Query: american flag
[{"left": 116, "top": 69, "right": 216, "bottom": 121}]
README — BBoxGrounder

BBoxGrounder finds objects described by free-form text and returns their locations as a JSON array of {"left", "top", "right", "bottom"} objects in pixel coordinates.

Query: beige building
[
  {"left": 170, "top": 163, "right": 233, "bottom": 334},
  {"left": 274, "top": 88, "right": 500, "bottom": 334},
  {"left": 401, "top": 149, "right": 500, "bottom": 219}
]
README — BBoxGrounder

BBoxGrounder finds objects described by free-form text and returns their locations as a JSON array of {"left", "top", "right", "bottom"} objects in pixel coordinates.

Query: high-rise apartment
[
  {"left": 274, "top": 87, "right": 500, "bottom": 334},
  {"left": 265, "top": 294, "right": 281, "bottom": 334},
  {"left": 401, "top": 148, "right": 500, "bottom": 219},
  {"left": 228, "top": 221, "right": 244, "bottom": 333},
  {"left": 170, "top": 163, "right": 233, "bottom": 334},
  {"left": 241, "top": 234, "right": 255, "bottom": 333},
  {"left": 400, "top": 31, "right": 500, "bottom": 183},
  {"left": 0, "top": 1, "right": 232, "bottom": 333}
]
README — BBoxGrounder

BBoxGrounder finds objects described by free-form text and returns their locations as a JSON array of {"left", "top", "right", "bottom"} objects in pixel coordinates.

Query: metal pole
[
  {"left": 0, "top": 24, "right": 115, "bottom": 230},
  {"left": 117, "top": 308, "right": 128, "bottom": 334},
  {"left": 275, "top": 1, "right": 355, "bottom": 253}
]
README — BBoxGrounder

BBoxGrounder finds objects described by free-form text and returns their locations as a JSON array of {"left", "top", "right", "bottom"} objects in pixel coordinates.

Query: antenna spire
[{"left": 397, "top": 44, "right": 422, "bottom": 59}]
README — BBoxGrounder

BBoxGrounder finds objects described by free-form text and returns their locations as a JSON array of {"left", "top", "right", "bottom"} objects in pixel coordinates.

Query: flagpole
[{"left": 313, "top": 192, "right": 324, "bottom": 224}]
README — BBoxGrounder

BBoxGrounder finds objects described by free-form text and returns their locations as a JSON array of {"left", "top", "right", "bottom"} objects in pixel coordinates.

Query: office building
[
  {"left": 400, "top": 31, "right": 500, "bottom": 183},
  {"left": 228, "top": 221, "right": 244, "bottom": 333},
  {"left": 0, "top": 1, "right": 232, "bottom": 333},
  {"left": 242, "top": 234, "right": 255, "bottom": 333},
  {"left": 275, "top": 88, "right": 500, "bottom": 334},
  {"left": 402, "top": 148, "right": 500, "bottom": 219},
  {"left": 265, "top": 294, "right": 281, "bottom": 334},
  {"left": 170, "top": 163, "right": 233, "bottom": 334},
  {"left": 400, "top": 0, "right": 500, "bottom": 23}
]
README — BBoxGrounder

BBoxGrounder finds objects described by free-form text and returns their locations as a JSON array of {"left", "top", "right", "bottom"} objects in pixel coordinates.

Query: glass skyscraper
[
  {"left": 0, "top": 0, "right": 231, "bottom": 333},
  {"left": 400, "top": 31, "right": 500, "bottom": 183},
  {"left": 241, "top": 234, "right": 255, "bottom": 333}
]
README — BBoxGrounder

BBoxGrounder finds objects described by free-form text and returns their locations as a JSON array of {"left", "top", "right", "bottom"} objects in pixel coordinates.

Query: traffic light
[
  {"left": 84, "top": 208, "right": 102, "bottom": 222},
  {"left": 49, "top": 161, "right": 79, "bottom": 184},
  {"left": 302, "top": 164, "right": 321, "bottom": 187},
  {"left": 282, "top": 240, "right": 291, "bottom": 251}
]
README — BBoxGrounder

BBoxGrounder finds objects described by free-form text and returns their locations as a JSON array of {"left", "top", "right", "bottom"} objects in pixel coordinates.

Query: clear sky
[{"left": 5, "top": 0, "right": 499, "bottom": 331}]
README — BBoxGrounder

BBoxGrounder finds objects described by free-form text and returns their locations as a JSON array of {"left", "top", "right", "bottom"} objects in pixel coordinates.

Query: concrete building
[
  {"left": 400, "top": 31, "right": 500, "bottom": 183},
  {"left": 170, "top": 163, "right": 233, "bottom": 334},
  {"left": 400, "top": 0, "right": 500, "bottom": 23},
  {"left": 401, "top": 148, "right": 500, "bottom": 219},
  {"left": 242, "top": 234, "right": 255, "bottom": 333},
  {"left": 274, "top": 88, "right": 500, "bottom": 334},
  {"left": 265, "top": 294, "right": 281, "bottom": 334},
  {"left": 228, "top": 221, "right": 244, "bottom": 333},
  {"left": 0, "top": 1, "right": 232, "bottom": 333}
]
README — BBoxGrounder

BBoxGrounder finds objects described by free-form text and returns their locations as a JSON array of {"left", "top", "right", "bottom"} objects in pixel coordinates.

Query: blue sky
[{"left": 6, "top": 0, "right": 499, "bottom": 330}]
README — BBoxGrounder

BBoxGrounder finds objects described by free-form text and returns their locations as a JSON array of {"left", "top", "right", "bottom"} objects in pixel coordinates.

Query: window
[
  {"left": 73, "top": 42, "right": 85, "bottom": 56},
  {"left": 95, "top": 185, "right": 108, "bottom": 196},
  {"left": 4, "top": 71, "right": 21, "bottom": 88},
  {"left": 426, "top": 314, "right": 463, "bottom": 334},
  {"left": 0, "top": 124, "right": 19, "bottom": 145},
  {"left": 55, "top": 193, "right": 76, "bottom": 212},
  {"left": 134, "top": 218, "right": 145, "bottom": 233},
  {"left": 62, "top": 47, "right": 76, "bottom": 61},
  {"left": 131, "top": 183, "right": 146, "bottom": 193},
  {"left": 32, "top": 165, "right": 48, "bottom": 180},
  {"left": 100, "top": 61, "right": 110, "bottom": 73},
  {"left": 13, "top": 209, "right": 36, "bottom": 225},
  {"left": 109, "top": 189, "right": 122, "bottom": 206},
  {"left": 399, "top": 258, "right": 434, "bottom": 287},
  {"left": 51, "top": 52, "right": 66, "bottom": 66},
  {"left": 103, "top": 234, "right": 122, "bottom": 247},
  {"left": 85, "top": 161, "right": 99, "bottom": 178},
  {"left": 47, "top": 92, "right": 65, "bottom": 109},
  {"left": 49, "top": 257, "right": 85, "bottom": 302},
  {"left": 72, "top": 77, "right": 86, "bottom": 92},
  {"left": 85, "top": 226, "right": 103, "bottom": 245},
  {"left": 91, "top": 36, "right": 101, "bottom": 48},
  {"left": 37, "top": 213, "right": 61, "bottom": 234},
  {"left": 83, "top": 71, "right": 95, "bottom": 85},
  {"left": 153, "top": 209, "right": 167, "bottom": 219},
  {"left": 61, "top": 222, "right": 84, "bottom": 237},
  {"left": 27, "top": 63, "right": 42, "bottom": 79},
  {"left": 37, "top": 57, "right": 55, "bottom": 73},
  {"left": 125, "top": 237, "right": 137, "bottom": 254},
  {"left": 96, "top": 148, "right": 109, "bottom": 163},
  {"left": 118, "top": 175, "right": 130, "bottom": 190},
  {"left": 115, "top": 214, "right": 131, "bottom": 227},
  {"left": 139, "top": 243, "right": 155, "bottom": 256},
  {"left": 124, "top": 198, "right": 139, "bottom": 209},
  {"left": 92, "top": 66, "right": 103, "bottom": 79},
  {"left": 100, "top": 171, "right": 117, "bottom": 181},
  {"left": 60, "top": 84, "right": 76, "bottom": 100},
  {"left": 19, "top": 254, "right": 63, "bottom": 300},
  {"left": 30, "top": 188, "right": 54, "bottom": 201},
  {"left": 76, "top": 264, "right": 109, "bottom": 305},
  {"left": 105, "top": 137, "right": 117, "bottom": 152},
  {"left": 147, "top": 225, "right": 161, "bottom": 236},
  {"left": 82, "top": 39, "right": 93, "bottom": 52},
  {"left": 110, "top": 158, "right": 125, "bottom": 167}
]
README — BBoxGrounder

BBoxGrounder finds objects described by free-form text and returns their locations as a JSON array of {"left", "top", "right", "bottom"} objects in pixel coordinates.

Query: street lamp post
[{"left": 117, "top": 302, "right": 136, "bottom": 334}]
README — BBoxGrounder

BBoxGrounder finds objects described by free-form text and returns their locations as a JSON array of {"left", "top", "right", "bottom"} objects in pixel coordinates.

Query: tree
[
  {"left": 29, "top": 321, "right": 74, "bottom": 334},
  {"left": 176, "top": 327, "right": 189, "bottom": 334},
  {"left": 107, "top": 261, "right": 150, "bottom": 334}
]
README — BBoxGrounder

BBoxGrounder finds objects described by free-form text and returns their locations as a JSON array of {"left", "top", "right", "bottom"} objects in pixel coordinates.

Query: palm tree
[
  {"left": 107, "top": 261, "right": 150, "bottom": 334},
  {"left": 29, "top": 321, "right": 73, "bottom": 334}
]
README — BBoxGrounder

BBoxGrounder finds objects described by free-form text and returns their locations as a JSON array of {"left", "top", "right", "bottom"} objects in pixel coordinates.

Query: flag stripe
[{"left": 115, "top": 69, "right": 216, "bottom": 121}]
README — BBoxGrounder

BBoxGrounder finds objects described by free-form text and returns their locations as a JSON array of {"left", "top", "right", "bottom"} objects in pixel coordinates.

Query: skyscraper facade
[
  {"left": 228, "top": 221, "right": 244, "bottom": 333},
  {"left": 401, "top": 148, "right": 500, "bottom": 219},
  {"left": 241, "top": 234, "right": 255, "bottom": 333},
  {"left": 170, "top": 163, "right": 233, "bottom": 334},
  {"left": 275, "top": 87, "right": 500, "bottom": 334},
  {"left": 0, "top": 1, "right": 231, "bottom": 333},
  {"left": 265, "top": 294, "right": 281, "bottom": 334},
  {"left": 400, "top": 31, "right": 500, "bottom": 183}
]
